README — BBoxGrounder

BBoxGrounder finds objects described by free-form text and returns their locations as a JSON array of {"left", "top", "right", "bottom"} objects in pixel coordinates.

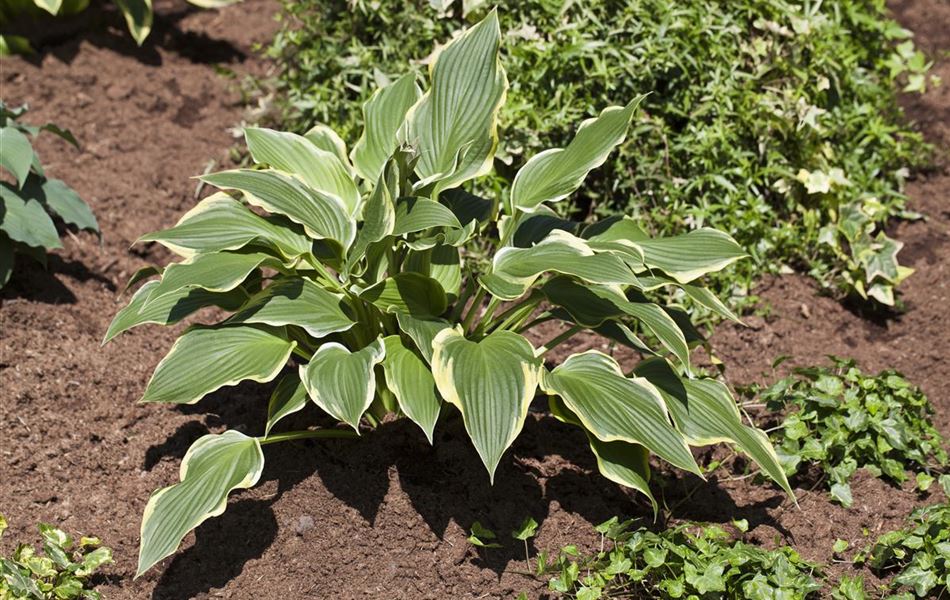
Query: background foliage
[{"left": 261, "top": 0, "right": 932, "bottom": 308}]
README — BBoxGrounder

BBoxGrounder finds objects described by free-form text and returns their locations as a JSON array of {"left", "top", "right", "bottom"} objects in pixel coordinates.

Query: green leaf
[
  {"left": 103, "top": 279, "right": 247, "bottom": 344},
  {"left": 490, "top": 230, "right": 639, "bottom": 300},
  {"left": 137, "top": 430, "right": 263, "bottom": 576},
  {"left": 351, "top": 73, "right": 421, "bottom": 182},
  {"left": 244, "top": 127, "right": 360, "bottom": 215},
  {"left": 34, "top": 0, "right": 64, "bottom": 14},
  {"left": 141, "top": 325, "right": 295, "bottom": 404},
  {"left": 114, "top": 0, "right": 153, "bottom": 45},
  {"left": 360, "top": 272, "right": 448, "bottom": 318},
  {"left": 303, "top": 124, "right": 352, "bottom": 173},
  {"left": 0, "top": 183, "right": 61, "bottom": 250},
  {"left": 0, "top": 235, "right": 14, "bottom": 288},
  {"left": 264, "top": 373, "right": 308, "bottom": 437},
  {"left": 228, "top": 277, "right": 354, "bottom": 339},
  {"left": 406, "top": 243, "right": 462, "bottom": 299},
  {"left": 431, "top": 328, "right": 541, "bottom": 482},
  {"left": 635, "top": 228, "right": 746, "bottom": 283},
  {"left": 401, "top": 10, "right": 507, "bottom": 196},
  {"left": 141, "top": 251, "right": 275, "bottom": 309},
  {"left": 37, "top": 178, "right": 98, "bottom": 233},
  {"left": 0, "top": 35, "right": 35, "bottom": 56},
  {"left": 681, "top": 284, "right": 740, "bottom": 323},
  {"left": 0, "top": 126, "right": 34, "bottom": 188},
  {"left": 830, "top": 482, "right": 853, "bottom": 507},
  {"left": 348, "top": 161, "right": 396, "bottom": 267},
  {"left": 512, "top": 517, "right": 538, "bottom": 541},
  {"left": 382, "top": 336, "right": 442, "bottom": 443},
  {"left": 392, "top": 197, "right": 463, "bottom": 235},
  {"left": 468, "top": 521, "right": 501, "bottom": 548},
  {"left": 201, "top": 169, "right": 355, "bottom": 250},
  {"left": 510, "top": 97, "right": 643, "bottom": 213},
  {"left": 395, "top": 312, "right": 450, "bottom": 364},
  {"left": 634, "top": 358, "right": 794, "bottom": 498},
  {"left": 300, "top": 339, "right": 386, "bottom": 431},
  {"left": 541, "top": 351, "right": 700, "bottom": 476},
  {"left": 139, "top": 193, "right": 311, "bottom": 259}
]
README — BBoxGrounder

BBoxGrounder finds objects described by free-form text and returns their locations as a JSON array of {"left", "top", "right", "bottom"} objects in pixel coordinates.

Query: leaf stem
[
  {"left": 461, "top": 286, "right": 488, "bottom": 333},
  {"left": 538, "top": 325, "right": 584, "bottom": 356},
  {"left": 258, "top": 429, "right": 358, "bottom": 445}
]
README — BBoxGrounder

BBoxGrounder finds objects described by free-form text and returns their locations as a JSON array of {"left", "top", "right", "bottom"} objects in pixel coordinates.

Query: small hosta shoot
[
  {"left": 0, "top": 514, "right": 113, "bottom": 600},
  {"left": 753, "top": 358, "right": 948, "bottom": 507},
  {"left": 107, "top": 12, "right": 791, "bottom": 577},
  {"left": 0, "top": 101, "right": 99, "bottom": 288}
]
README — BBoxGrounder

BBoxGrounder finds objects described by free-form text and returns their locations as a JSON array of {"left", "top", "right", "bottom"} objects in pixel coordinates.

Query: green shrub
[
  {"left": 0, "top": 514, "right": 113, "bottom": 600},
  {"left": 538, "top": 517, "right": 824, "bottom": 599},
  {"left": 752, "top": 358, "right": 948, "bottom": 507},
  {"left": 262, "top": 0, "right": 932, "bottom": 307},
  {"left": 108, "top": 12, "right": 792, "bottom": 577},
  {"left": 855, "top": 499, "right": 950, "bottom": 598},
  {"left": 0, "top": 101, "right": 99, "bottom": 287}
]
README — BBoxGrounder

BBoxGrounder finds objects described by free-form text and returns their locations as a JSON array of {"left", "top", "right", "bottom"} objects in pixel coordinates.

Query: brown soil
[{"left": 0, "top": 1, "right": 948, "bottom": 599}]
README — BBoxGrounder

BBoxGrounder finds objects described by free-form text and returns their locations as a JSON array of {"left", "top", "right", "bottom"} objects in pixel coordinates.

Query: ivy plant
[
  {"left": 0, "top": 0, "right": 239, "bottom": 53},
  {"left": 0, "top": 101, "right": 99, "bottom": 288},
  {"left": 751, "top": 358, "right": 948, "bottom": 507},
  {"left": 107, "top": 11, "right": 792, "bottom": 576},
  {"left": 538, "top": 517, "right": 823, "bottom": 599},
  {"left": 0, "top": 514, "right": 113, "bottom": 600},
  {"left": 263, "top": 0, "right": 932, "bottom": 307},
  {"left": 854, "top": 499, "right": 950, "bottom": 598}
]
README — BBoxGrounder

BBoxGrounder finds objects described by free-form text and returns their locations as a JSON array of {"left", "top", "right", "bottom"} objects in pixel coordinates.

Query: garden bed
[{"left": 0, "top": 0, "right": 947, "bottom": 598}]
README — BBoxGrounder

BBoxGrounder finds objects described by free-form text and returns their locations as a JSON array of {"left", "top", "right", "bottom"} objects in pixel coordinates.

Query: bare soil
[{"left": 0, "top": 1, "right": 947, "bottom": 598}]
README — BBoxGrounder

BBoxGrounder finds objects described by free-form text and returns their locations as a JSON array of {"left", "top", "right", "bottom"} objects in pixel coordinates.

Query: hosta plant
[
  {"left": 107, "top": 12, "right": 792, "bottom": 576},
  {"left": 0, "top": 514, "right": 113, "bottom": 600},
  {"left": 0, "top": 101, "right": 99, "bottom": 288},
  {"left": 0, "top": 0, "right": 239, "bottom": 53}
]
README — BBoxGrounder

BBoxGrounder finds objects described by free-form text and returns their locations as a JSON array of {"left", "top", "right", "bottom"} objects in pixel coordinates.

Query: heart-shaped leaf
[{"left": 299, "top": 339, "right": 386, "bottom": 431}]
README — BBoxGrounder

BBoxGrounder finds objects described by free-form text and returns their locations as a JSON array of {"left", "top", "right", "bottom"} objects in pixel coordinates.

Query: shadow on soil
[
  {"left": 143, "top": 380, "right": 794, "bottom": 598},
  {"left": 2, "top": 254, "right": 114, "bottom": 304}
]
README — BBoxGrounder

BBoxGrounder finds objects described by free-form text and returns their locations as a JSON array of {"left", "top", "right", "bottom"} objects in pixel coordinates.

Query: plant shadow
[{"left": 1, "top": 253, "right": 114, "bottom": 304}]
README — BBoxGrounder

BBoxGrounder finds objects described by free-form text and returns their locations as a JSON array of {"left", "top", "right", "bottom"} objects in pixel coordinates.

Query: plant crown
[{"left": 108, "top": 11, "right": 792, "bottom": 576}]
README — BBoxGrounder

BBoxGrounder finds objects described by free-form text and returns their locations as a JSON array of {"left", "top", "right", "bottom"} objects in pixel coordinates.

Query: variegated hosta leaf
[
  {"left": 549, "top": 394, "right": 657, "bottom": 514},
  {"left": 392, "top": 197, "right": 463, "bottom": 236},
  {"left": 114, "top": 0, "right": 153, "bottom": 45},
  {"left": 488, "top": 230, "right": 639, "bottom": 300},
  {"left": 137, "top": 430, "right": 263, "bottom": 576},
  {"left": 201, "top": 169, "right": 356, "bottom": 251},
  {"left": 244, "top": 127, "right": 360, "bottom": 215},
  {"left": 299, "top": 339, "right": 386, "bottom": 431},
  {"left": 511, "top": 209, "right": 579, "bottom": 248},
  {"left": 633, "top": 358, "right": 794, "bottom": 498},
  {"left": 541, "top": 276, "right": 690, "bottom": 369},
  {"left": 635, "top": 228, "right": 746, "bottom": 283},
  {"left": 540, "top": 351, "right": 700, "bottom": 476},
  {"left": 141, "top": 325, "right": 295, "bottom": 404},
  {"left": 401, "top": 9, "right": 507, "bottom": 196},
  {"left": 405, "top": 244, "right": 462, "bottom": 299},
  {"left": 510, "top": 97, "right": 644, "bottom": 213},
  {"left": 228, "top": 277, "right": 354, "bottom": 338},
  {"left": 103, "top": 280, "right": 247, "bottom": 344},
  {"left": 265, "top": 373, "right": 308, "bottom": 437},
  {"left": 382, "top": 336, "right": 442, "bottom": 443},
  {"left": 396, "top": 312, "right": 450, "bottom": 364},
  {"left": 0, "top": 184, "right": 61, "bottom": 250},
  {"left": 681, "top": 284, "right": 741, "bottom": 323},
  {"left": 141, "top": 251, "right": 276, "bottom": 310},
  {"left": 351, "top": 73, "right": 421, "bottom": 182},
  {"left": 34, "top": 0, "right": 64, "bottom": 14},
  {"left": 348, "top": 162, "right": 397, "bottom": 268},
  {"left": 360, "top": 272, "right": 448, "bottom": 318},
  {"left": 431, "top": 328, "right": 541, "bottom": 482},
  {"left": 304, "top": 124, "right": 352, "bottom": 174},
  {"left": 138, "top": 193, "right": 310, "bottom": 260}
]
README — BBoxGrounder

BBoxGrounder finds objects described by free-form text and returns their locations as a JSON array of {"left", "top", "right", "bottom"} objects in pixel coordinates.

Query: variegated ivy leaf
[
  {"left": 431, "top": 328, "right": 541, "bottom": 482},
  {"left": 299, "top": 338, "right": 386, "bottom": 431},
  {"left": 401, "top": 9, "right": 507, "bottom": 197},
  {"left": 137, "top": 431, "right": 264, "bottom": 576},
  {"left": 382, "top": 336, "right": 442, "bottom": 443},
  {"left": 510, "top": 97, "right": 644, "bottom": 213}
]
